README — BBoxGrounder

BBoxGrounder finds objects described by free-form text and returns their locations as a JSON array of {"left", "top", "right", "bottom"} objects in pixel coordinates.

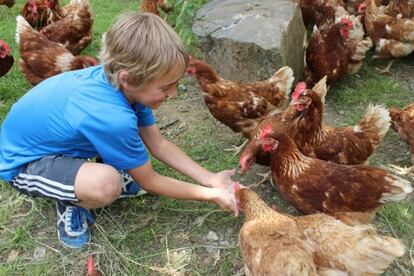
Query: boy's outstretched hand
[
  {"left": 210, "top": 186, "right": 239, "bottom": 217},
  {"left": 206, "top": 169, "right": 236, "bottom": 189}
]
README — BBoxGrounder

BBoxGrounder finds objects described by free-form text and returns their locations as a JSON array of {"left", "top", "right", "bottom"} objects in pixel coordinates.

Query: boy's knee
[{"left": 92, "top": 167, "right": 122, "bottom": 204}]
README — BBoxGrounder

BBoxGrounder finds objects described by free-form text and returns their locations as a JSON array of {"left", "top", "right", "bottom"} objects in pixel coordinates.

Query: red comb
[
  {"left": 0, "top": 40, "right": 10, "bottom": 58},
  {"left": 292, "top": 82, "right": 306, "bottom": 100},
  {"left": 259, "top": 124, "right": 273, "bottom": 139},
  {"left": 340, "top": 17, "right": 353, "bottom": 27}
]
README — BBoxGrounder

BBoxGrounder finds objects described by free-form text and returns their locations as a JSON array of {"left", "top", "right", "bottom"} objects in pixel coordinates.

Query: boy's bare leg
[{"left": 74, "top": 162, "right": 122, "bottom": 209}]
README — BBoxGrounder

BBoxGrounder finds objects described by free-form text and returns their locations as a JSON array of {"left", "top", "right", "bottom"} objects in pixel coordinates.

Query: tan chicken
[
  {"left": 0, "top": 0, "right": 15, "bottom": 8},
  {"left": 16, "top": 15, "right": 98, "bottom": 85},
  {"left": 389, "top": 103, "right": 414, "bottom": 174},
  {"left": 186, "top": 57, "right": 293, "bottom": 142},
  {"left": 236, "top": 186, "right": 405, "bottom": 275},
  {"left": 0, "top": 39, "right": 14, "bottom": 78},
  {"left": 359, "top": 0, "right": 414, "bottom": 73},
  {"left": 242, "top": 128, "right": 412, "bottom": 225},
  {"left": 40, "top": 0, "right": 93, "bottom": 55},
  {"left": 21, "top": 0, "right": 64, "bottom": 29}
]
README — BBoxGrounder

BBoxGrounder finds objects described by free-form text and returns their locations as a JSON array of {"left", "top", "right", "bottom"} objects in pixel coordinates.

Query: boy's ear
[{"left": 118, "top": 70, "right": 129, "bottom": 88}]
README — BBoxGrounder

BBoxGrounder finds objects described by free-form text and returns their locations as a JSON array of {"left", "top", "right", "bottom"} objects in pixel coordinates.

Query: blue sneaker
[
  {"left": 119, "top": 170, "right": 147, "bottom": 198},
  {"left": 56, "top": 201, "right": 95, "bottom": 249}
]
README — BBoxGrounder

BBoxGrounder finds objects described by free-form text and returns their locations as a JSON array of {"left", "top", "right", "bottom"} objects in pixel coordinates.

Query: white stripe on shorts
[
  {"left": 18, "top": 173, "right": 75, "bottom": 191},
  {"left": 12, "top": 175, "right": 76, "bottom": 201}
]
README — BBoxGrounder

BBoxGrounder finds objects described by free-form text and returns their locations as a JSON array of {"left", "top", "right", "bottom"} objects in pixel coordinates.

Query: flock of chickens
[
  {"left": 1, "top": 0, "right": 414, "bottom": 274},
  {"left": 0, "top": 0, "right": 171, "bottom": 83},
  {"left": 186, "top": 55, "right": 413, "bottom": 273},
  {"left": 185, "top": 0, "right": 414, "bottom": 273}
]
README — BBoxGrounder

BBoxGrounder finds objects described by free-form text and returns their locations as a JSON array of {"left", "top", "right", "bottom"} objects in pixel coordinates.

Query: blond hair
[{"left": 100, "top": 12, "right": 188, "bottom": 89}]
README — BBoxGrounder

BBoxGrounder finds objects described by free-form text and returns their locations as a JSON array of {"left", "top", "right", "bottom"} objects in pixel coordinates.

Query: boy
[{"left": 0, "top": 12, "right": 238, "bottom": 249}]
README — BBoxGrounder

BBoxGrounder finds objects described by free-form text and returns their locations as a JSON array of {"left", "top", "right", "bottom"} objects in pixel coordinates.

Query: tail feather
[
  {"left": 344, "top": 225, "right": 405, "bottom": 274},
  {"left": 312, "top": 76, "right": 328, "bottom": 105},
  {"left": 15, "top": 15, "right": 33, "bottom": 44},
  {"left": 380, "top": 176, "right": 412, "bottom": 202},
  {"left": 269, "top": 66, "right": 294, "bottom": 97},
  {"left": 357, "top": 104, "right": 391, "bottom": 144}
]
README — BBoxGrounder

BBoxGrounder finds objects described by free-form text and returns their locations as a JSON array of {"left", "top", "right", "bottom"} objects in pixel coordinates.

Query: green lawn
[{"left": 0, "top": 0, "right": 413, "bottom": 275}]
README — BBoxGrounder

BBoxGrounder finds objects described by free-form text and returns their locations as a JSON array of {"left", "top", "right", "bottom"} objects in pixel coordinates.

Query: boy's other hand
[
  {"left": 207, "top": 169, "right": 235, "bottom": 189},
  {"left": 210, "top": 187, "right": 239, "bottom": 216}
]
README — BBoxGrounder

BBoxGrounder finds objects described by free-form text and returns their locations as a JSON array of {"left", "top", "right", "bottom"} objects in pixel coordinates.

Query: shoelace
[{"left": 66, "top": 206, "right": 95, "bottom": 232}]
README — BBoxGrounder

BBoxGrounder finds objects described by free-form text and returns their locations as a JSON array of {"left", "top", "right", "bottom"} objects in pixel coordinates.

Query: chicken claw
[{"left": 388, "top": 164, "right": 414, "bottom": 175}]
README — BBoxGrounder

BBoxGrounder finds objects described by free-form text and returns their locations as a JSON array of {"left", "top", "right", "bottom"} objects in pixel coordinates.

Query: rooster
[
  {"left": 243, "top": 127, "right": 412, "bottom": 225},
  {"left": 304, "top": 18, "right": 354, "bottom": 86},
  {"left": 236, "top": 186, "right": 405, "bottom": 275},
  {"left": 140, "top": 0, "right": 172, "bottom": 16},
  {"left": 16, "top": 15, "right": 98, "bottom": 85},
  {"left": 187, "top": 57, "right": 294, "bottom": 147},
  {"left": 21, "top": 0, "right": 64, "bottom": 30},
  {"left": 359, "top": 0, "right": 414, "bottom": 73},
  {"left": 389, "top": 103, "right": 414, "bottom": 175},
  {"left": 40, "top": 0, "right": 93, "bottom": 55},
  {"left": 0, "top": 0, "right": 15, "bottom": 8},
  {"left": 0, "top": 39, "right": 14, "bottom": 78}
]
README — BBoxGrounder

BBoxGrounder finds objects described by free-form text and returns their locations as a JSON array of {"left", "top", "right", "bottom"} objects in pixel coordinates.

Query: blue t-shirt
[{"left": 0, "top": 65, "right": 156, "bottom": 182}]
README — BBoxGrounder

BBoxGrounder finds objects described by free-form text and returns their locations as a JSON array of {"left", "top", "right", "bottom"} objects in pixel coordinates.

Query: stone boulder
[{"left": 192, "top": 0, "right": 306, "bottom": 83}]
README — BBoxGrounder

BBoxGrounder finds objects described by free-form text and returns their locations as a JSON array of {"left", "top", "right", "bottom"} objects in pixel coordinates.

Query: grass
[{"left": 1, "top": 0, "right": 414, "bottom": 275}]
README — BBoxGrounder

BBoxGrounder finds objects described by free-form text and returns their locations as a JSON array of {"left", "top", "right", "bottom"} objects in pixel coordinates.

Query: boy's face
[{"left": 122, "top": 61, "right": 183, "bottom": 109}]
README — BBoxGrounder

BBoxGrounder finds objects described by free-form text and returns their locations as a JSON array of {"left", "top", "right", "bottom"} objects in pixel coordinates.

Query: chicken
[
  {"left": 186, "top": 57, "right": 294, "bottom": 140},
  {"left": 389, "top": 103, "right": 414, "bottom": 174},
  {"left": 334, "top": 7, "right": 373, "bottom": 74},
  {"left": 241, "top": 78, "right": 389, "bottom": 172},
  {"left": 304, "top": 18, "right": 354, "bottom": 86},
  {"left": 0, "top": 39, "right": 14, "bottom": 78},
  {"left": 299, "top": 0, "right": 344, "bottom": 27},
  {"left": 382, "top": 0, "right": 414, "bottom": 18},
  {"left": 140, "top": 0, "right": 172, "bottom": 16},
  {"left": 236, "top": 186, "right": 405, "bottom": 275},
  {"left": 236, "top": 185, "right": 317, "bottom": 275},
  {"left": 40, "top": 0, "right": 93, "bottom": 55},
  {"left": 21, "top": 0, "right": 64, "bottom": 30},
  {"left": 242, "top": 127, "right": 412, "bottom": 225},
  {"left": 0, "top": 0, "right": 15, "bottom": 8},
  {"left": 16, "top": 15, "right": 98, "bottom": 85},
  {"left": 359, "top": 0, "right": 414, "bottom": 73}
]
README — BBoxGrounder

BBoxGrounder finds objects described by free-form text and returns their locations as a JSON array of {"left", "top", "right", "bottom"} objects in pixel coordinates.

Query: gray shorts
[{"left": 9, "top": 155, "right": 86, "bottom": 203}]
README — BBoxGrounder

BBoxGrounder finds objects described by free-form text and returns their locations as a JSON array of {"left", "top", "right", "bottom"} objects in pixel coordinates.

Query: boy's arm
[
  {"left": 127, "top": 161, "right": 237, "bottom": 215},
  {"left": 139, "top": 124, "right": 234, "bottom": 188}
]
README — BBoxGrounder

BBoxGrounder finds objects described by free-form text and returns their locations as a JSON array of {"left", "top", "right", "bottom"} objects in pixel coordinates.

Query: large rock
[{"left": 193, "top": 0, "right": 306, "bottom": 82}]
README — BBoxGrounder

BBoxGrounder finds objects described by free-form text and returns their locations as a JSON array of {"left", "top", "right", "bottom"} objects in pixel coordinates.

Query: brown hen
[
  {"left": 389, "top": 103, "right": 414, "bottom": 174},
  {"left": 40, "top": 0, "right": 93, "bottom": 55},
  {"left": 16, "top": 15, "right": 98, "bottom": 85},
  {"left": 21, "top": 0, "right": 63, "bottom": 30},
  {"left": 187, "top": 57, "right": 294, "bottom": 140},
  {"left": 140, "top": 0, "right": 172, "bottom": 16},
  {"left": 244, "top": 129, "right": 412, "bottom": 225},
  {"left": 0, "top": 39, "right": 14, "bottom": 78},
  {"left": 240, "top": 77, "right": 389, "bottom": 172},
  {"left": 236, "top": 187, "right": 405, "bottom": 275},
  {"left": 0, "top": 0, "right": 15, "bottom": 8},
  {"left": 359, "top": 0, "right": 414, "bottom": 72},
  {"left": 304, "top": 18, "right": 354, "bottom": 86}
]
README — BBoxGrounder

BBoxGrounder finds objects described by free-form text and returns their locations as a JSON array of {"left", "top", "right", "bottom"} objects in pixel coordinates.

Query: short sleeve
[
  {"left": 134, "top": 102, "right": 156, "bottom": 127},
  {"left": 79, "top": 114, "right": 150, "bottom": 170}
]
